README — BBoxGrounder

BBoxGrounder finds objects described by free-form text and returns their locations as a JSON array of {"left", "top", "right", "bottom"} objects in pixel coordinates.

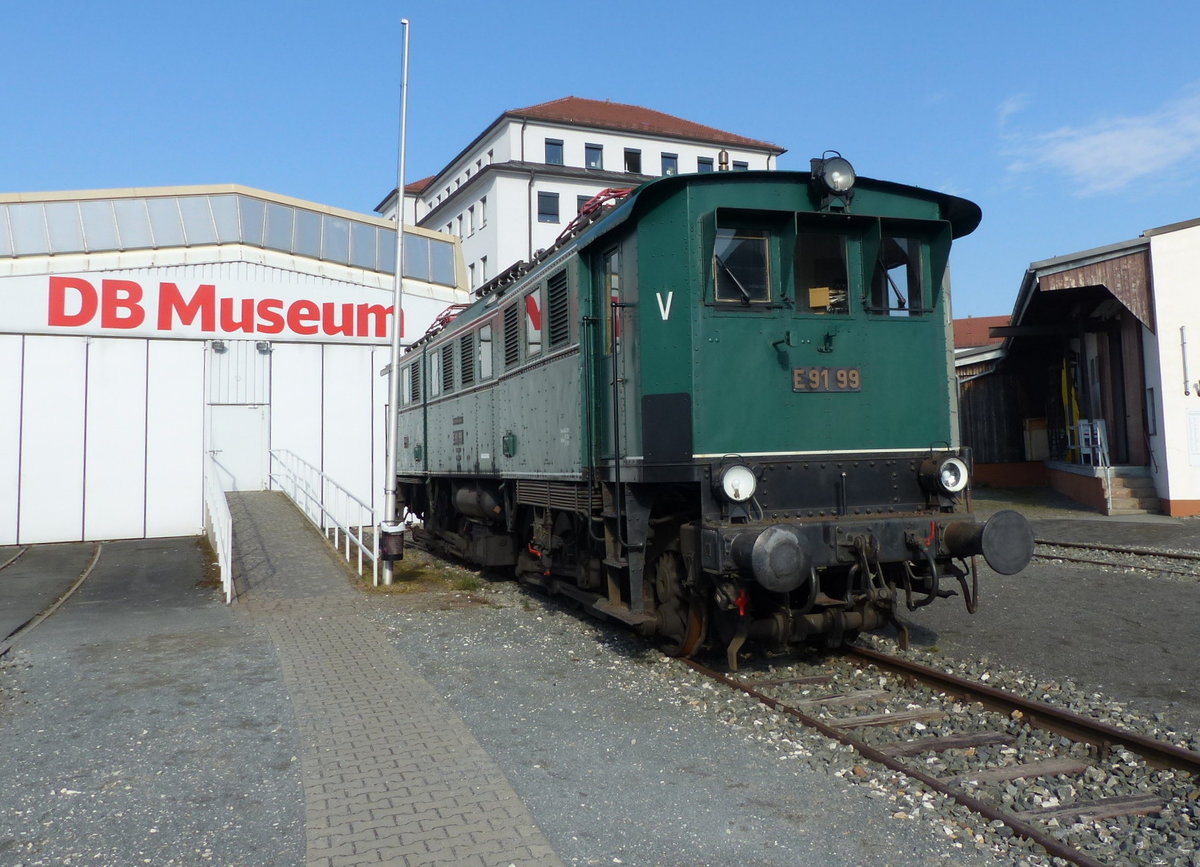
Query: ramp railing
[
  {"left": 202, "top": 453, "right": 235, "bottom": 603},
  {"left": 268, "top": 449, "right": 379, "bottom": 585}
]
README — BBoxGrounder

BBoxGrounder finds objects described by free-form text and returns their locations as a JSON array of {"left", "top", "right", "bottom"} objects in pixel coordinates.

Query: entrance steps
[{"left": 1107, "top": 470, "right": 1160, "bottom": 516}]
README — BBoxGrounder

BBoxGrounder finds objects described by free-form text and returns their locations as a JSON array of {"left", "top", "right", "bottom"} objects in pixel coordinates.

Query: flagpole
[{"left": 380, "top": 17, "right": 410, "bottom": 585}]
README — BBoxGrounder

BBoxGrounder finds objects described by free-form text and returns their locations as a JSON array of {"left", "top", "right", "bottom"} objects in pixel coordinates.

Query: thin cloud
[
  {"left": 1006, "top": 90, "right": 1200, "bottom": 195},
  {"left": 997, "top": 94, "right": 1028, "bottom": 127}
]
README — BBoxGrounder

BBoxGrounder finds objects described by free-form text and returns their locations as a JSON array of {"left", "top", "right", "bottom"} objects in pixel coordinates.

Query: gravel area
[
  {"left": 0, "top": 538, "right": 304, "bottom": 867},
  {"left": 367, "top": 572, "right": 1057, "bottom": 866}
]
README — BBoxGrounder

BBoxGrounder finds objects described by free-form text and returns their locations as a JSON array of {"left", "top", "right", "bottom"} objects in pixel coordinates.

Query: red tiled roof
[
  {"left": 506, "top": 96, "right": 784, "bottom": 153},
  {"left": 954, "top": 315, "right": 1009, "bottom": 348},
  {"left": 405, "top": 175, "right": 435, "bottom": 194}
]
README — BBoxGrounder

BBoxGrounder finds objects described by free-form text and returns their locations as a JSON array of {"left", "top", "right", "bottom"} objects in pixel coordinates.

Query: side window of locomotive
[
  {"left": 870, "top": 235, "right": 926, "bottom": 316},
  {"left": 603, "top": 248, "right": 620, "bottom": 354},
  {"left": 796, "top": 232, "right": 849, "bottom": 314},
  {"left": 478, "top": 323, "right": 494, "bottom": 380},
  {"left": 713, "top": 228, "right": 771, "bottom": 304},
  {"left": 401, "top": 364, "right": 411, "bottom": 406},
  {"left": 524, "top": 286, "right": 543, "bottom": 357},
  {"left": 503, "top": 304, "right": 521, "bottom": 369},
  {"left": 430, "top": 349, "right": 442, "bottom": 397}
]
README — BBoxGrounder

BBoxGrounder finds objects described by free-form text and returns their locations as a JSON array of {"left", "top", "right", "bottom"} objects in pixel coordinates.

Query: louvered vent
[
  {"left": 459, "top": 332, "right": 474, "bottom": 386},
  {"left": 503, "top": 304, "right": 520, "bottom": 368},
  {"left": 441, "top": 343, "right": 454, "bottom": 392},
  {"left": 547, "top": 269, "right": 570, "bottom": 347},
  {"left": 409, "top": 360, "right": 421, "bottom": 403}
]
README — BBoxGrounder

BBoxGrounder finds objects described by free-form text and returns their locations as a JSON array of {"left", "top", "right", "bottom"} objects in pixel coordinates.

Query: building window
[
  {"left": 732, "top": 160, "right": 749, "bottom": 171},
  {"left": 661, "top": 153, "right": 678, "bottom": 176},
  {"left": 585, "top": 143, "right": 603, "bottom": 169},
  {"left": 537, "top": 191, "right": 560, "bottom": 223},
  {"left": 545, "top": 138, "right": 564, "bottom": 165},
  {"left": 697, "top": 156, "right": 714, "bottom": 173},
  {"left": 624, "top": 149, "right": 642, "bottom": 173},
  {"left": 468, "top": 205, "right": 475, "bottom": 235},
  {"left": 480, "top": 255, "right": 487, "bottom": 282},
  {"left": 469, "top": 262, "right": 476, "bottom": 288},
  {"left": 456, "top": 215, "right": 463, "bottom": 237},
  {"left": 577, "top": 195, "right": 591, "bottom": 214},
  {"left": 480, "top": 196, "right": 487, "bottom": 226}
]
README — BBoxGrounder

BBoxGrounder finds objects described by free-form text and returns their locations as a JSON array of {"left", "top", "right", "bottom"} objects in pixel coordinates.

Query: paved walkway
[{"left": 228, "top": 492, "right": 562, "bottom": 867}]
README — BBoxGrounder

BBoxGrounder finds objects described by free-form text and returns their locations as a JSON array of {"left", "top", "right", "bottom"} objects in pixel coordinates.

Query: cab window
[
  {"left": 713, "top": 228, "right": 771, "bottom": 304},
  {"left": 796, "top": 231, "right": 849, "bottom": 314},
  {"left": 870, "top": 235, "right": 926, "bottom": 316}
]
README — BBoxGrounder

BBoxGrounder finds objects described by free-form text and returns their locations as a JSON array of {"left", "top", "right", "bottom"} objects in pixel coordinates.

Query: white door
[{"left": 208, "top": 404, "right": 268, "bottom": 492}]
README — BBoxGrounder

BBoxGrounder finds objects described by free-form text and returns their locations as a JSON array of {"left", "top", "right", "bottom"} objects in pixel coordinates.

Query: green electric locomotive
[{"left": 392, "top": 156, "right": 1033, "bottom": 666}]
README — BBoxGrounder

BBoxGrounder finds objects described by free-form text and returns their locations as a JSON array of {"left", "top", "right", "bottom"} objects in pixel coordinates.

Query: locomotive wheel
[{"left": 653, "top": 551, "right": 706, "bottom": 657}]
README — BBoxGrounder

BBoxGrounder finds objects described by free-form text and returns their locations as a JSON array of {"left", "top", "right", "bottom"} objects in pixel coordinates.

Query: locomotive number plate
[{"left": 792, "top": 366, "right": 861, "bottom": 392}]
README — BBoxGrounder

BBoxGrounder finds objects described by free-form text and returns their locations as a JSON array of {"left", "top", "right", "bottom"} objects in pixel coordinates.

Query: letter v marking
[{"left": 656, "top": 291, "right": 674, "bottom": 321}]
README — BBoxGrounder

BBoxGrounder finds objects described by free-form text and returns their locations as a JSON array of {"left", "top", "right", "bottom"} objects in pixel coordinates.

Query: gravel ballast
[{"left": 368, "top": 578, "right": 1056, "bottom": 866}]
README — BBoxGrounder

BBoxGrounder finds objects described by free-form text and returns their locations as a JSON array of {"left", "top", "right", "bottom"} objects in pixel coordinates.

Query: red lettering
[
  {"left": 321, "top": 302, "right": 355, "bottom": 336},
  {"left": 287, "top": 300, "right": 320, "bottom": 335},
  {"left": 219, "top": 297, "right": 254, "bottom": 333},
  {"left": 48, "top": 276, "right": 98, "bottom": 327},
  {"left": 100, "top": 280, "right": 145, "bottom": 329},
  {"left": 356, "top": 303, "right": 394, "bottom": 338},
  {"left": 256, "top": 298, "right": 284, "bottom": 334},
  {"left": 158, "top": 283, "right": 216, "bottom": 331}
]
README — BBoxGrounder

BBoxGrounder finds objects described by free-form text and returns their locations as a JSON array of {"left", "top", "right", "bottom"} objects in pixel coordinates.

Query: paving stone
[{"left": 229, "top": 491, "right": 563, "bottom": 867}]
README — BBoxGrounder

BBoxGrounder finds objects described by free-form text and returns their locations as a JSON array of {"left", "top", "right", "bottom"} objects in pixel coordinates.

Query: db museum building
[{"left": 0, "top": 185, "right": 466, "bottom": 546}]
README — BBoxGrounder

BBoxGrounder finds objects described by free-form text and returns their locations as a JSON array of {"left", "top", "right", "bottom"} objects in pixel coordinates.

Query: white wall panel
[
  {"left": 0, "top": 336, "right": 23, "bottom": 544},
  {"left": 146, "top": 341, "right": 204, "bottom": 537},
  {"left": 19, "top": 336, "right": 87, "bottom": 543},
  {"left": 269, "top": 342, "right": 323, "bottom": 472},
  {"left": 323, "top": 345, "right": 374, "bottom": 524},
  {"left": 207, "top": 338, "right": 271, "bottom": 404},
  {"left": 372, "top": 346, "right": 389, "bottom": 518},
  {"left": 84, "top": 338, "right": 148, "bottom": 539}
]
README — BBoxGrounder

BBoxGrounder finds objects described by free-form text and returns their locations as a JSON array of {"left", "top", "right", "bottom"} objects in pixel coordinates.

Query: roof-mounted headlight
[
  {"left": 811, "top": 151, "right": 856, "bottom": 205},
  {"left": 716, "top": 463, "right": 757, "bottom": 503},
  {"left": 919, "top": 454, "right": 970, "bottom": 495}
]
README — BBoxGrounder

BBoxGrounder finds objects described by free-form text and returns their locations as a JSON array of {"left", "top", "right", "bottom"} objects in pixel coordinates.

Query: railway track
[
  {"left": 686, "top": 646, "right": 1200, "bottom": 867},
  {"left": 1032, "top": 538, "right": 1200, "bottom": 577},
  {"left": 0, "top": 543, "right": 103, "bottom": 658}
]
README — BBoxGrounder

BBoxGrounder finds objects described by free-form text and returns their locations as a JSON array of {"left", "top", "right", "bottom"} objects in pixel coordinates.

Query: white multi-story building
[{"left": 376, "top": 96, "right": 784, "bottom": 290}]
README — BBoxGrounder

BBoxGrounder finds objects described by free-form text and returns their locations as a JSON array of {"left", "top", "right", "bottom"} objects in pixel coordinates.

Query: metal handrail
[
  {"left": 268, "top": 449, "right": 379, "bottom": 585},
  {"left": 202, "top": 454, "right": 235, "bottom": 603}
]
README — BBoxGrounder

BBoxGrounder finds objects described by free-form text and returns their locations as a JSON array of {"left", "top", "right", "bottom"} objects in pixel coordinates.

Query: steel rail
[
  {"left": 683, "top": 657, "right": 1109, "bottom": 867},
  {"left": 1034, "top": 539, "right": 1200, "bottom": 563},
  {"left": 844, "top": 645, "right": 1200, "bottom": 774},
  {"left": 0, "top": 542, "right": 103, "bottom": 658}
]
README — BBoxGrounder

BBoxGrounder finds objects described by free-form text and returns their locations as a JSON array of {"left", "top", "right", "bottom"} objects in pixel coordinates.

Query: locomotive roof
[
  {"left": 406, "top": 170, "right": 982, "bottom": 352},
  {"left": 578, "top": 169, "right": 982, "bottom": 250}
]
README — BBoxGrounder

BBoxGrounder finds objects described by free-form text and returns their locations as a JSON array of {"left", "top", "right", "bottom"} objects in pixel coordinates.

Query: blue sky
[{"left": 5, "top": 1, "right": 1199, "bottom": 317}]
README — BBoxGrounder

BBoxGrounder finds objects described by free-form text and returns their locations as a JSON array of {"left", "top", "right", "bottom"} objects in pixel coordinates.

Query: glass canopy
[{"left": 0, "top": 189, "right": 457, "bottom": 287}]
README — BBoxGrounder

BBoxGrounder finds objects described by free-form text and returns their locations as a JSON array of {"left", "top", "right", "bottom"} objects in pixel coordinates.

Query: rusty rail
[
  {"left": 844, "top": 645, "right": 1200, "bottom": 773},
  {"left": 683, "top": 657, "right": 1111, "bottom": 867}
]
